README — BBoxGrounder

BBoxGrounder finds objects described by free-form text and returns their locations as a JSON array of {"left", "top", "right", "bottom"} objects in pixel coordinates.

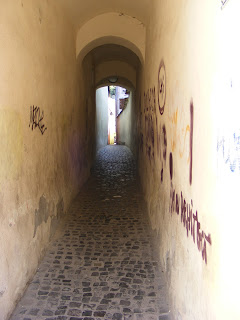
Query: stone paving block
[{"left": 10, "top": 146, "right": 169, "bottom": 320}]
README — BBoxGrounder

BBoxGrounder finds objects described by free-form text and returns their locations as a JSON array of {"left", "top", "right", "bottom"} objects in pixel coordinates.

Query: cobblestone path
[{"left": 10, "top": 146, "right": 169, "bottom": 320}]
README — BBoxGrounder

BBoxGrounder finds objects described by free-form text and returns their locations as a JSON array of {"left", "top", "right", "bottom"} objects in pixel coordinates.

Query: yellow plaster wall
[
  {"left": 1, "top": 0, "right": 239, "bottom": 319},
  {"left": 76, "top": 12, "right": 146, "bottom": 64},
  {"left": 139, "top": 0, "right": 240, "bottom": 319},
  {"left": 0, "top": 1, "right": 94, "bottom": 318}
]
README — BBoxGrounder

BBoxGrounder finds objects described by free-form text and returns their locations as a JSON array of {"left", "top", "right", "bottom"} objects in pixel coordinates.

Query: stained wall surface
[
  {"left": 138, "top": 0, "right": 240, "bottom": 319},
  {"left": 0, "top": 1, "right": 95, "bottom": 319}
]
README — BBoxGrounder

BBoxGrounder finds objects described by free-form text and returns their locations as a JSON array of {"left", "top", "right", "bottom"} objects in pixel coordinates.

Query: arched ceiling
[
  {"left": 90, "top": 44, "right": 141, "bottom": 70},
  {"left": 59, "top": 1, "right": 147, "bottom": 90},
  {"left": 96, "top": 77, "right": 134, "bottom": 91},
  {"left": 58, "top": 0, "right": 151, "bottom": 30},
  {"left": 85, "top": 44, "right": 140, "bottom": 89},
  {"left": 76, "top": 12, "right": 146, "bottom": 63}
]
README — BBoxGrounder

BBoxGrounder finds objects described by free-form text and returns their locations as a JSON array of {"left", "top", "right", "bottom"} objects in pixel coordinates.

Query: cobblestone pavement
[{"left": 10, "top": 145, "right": 170, "bottom": 320}]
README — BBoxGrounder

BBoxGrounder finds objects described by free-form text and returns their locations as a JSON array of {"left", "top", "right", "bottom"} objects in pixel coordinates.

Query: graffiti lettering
[
  {"left": 158, "top": 60, "right": 166, "bottom": 115},
  {"left": 144, "top": 88, "right": 156, "bottom": 161},
  {"left": 141, "top": 58, "right": 166, "bottom": 161},
  {"left": 145, "top": 114, "right": 154, "bottom": 160},
  {"left": 221, "top": 0, "right": 230, "bottom": 9},
  {"left": 162, "top": 124, "right": 167, "bottom": 161},
  {"left": 161, "top": 167, "right": 163, "bottom": 183},
  {"left": 144, "top": 87, "right": 156, "bottom": 114},
  {"left": 217, "top": 130, "right": 240, "bottom": 173},
  {"left": 29, "top": 105, "right": 47, "bottom": 135},
  {"left": 142, "top": 70, "right": 211, "bottom": 263},
  {"left": 169, "top": 152, "right": 173, "bottom": 180},
  {"left": 170, "top": 185, "right": 212, "bottom": 264}
]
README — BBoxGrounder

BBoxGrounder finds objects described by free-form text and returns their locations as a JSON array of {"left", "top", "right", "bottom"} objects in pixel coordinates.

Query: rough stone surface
[{"left": 10, "top": 145, "right": 170, "bottom": 320}]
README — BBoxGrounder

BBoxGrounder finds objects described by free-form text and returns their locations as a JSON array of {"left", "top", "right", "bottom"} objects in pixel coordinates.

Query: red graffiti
[{"left": 170, "top": 185, "right": 212, "bottom": 264}]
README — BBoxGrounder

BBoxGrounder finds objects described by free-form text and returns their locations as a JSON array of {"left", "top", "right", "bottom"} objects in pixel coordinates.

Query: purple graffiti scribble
[
  {"left": 217, "top": 130, "right": 240, "bottom": 173},
  {"left": 158, "top": 60, "right": 166, "bottom": 115},
  {"left": 221, "top": 0, "right": 230, "bottom": 9},
  {"left": 169, "top": 152, "right": 173, "bottom": 180}
]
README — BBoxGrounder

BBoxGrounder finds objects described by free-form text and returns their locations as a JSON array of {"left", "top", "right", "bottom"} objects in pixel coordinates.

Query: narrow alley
[
  {"left": 10, "top": 146, "right": 169, "bottom": 320},
  {"left": 1, "top": 1, "right": 240, "bottom": 319}
]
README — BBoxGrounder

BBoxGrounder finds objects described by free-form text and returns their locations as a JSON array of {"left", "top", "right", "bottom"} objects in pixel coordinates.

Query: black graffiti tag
[{"left": 29, "top": 105, "right": 47, "bottom": 135}]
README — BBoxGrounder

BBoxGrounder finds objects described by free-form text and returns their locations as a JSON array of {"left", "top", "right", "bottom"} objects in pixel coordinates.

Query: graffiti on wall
[
  {"left": 29, "top": 105, "right": 47, "bottom": 135},
  {"left": 144, "top": 87, "right": 156, "bottom": 161},
  {"left": 170, "top": 184, "right": 212, "bottom": 264},
  {"left": 169, "top": 109, "right": 189, "bottom": 158},
  {"left": 139, "top": 59, "right": 167, "bottom": 164},
  {"left": 167, "top": 100, "right": 212, "bottom": 264},
  {"left": 162, "top": 124, "right": 167, "bottom": 161},
  {"left": 141, "top": 59, "right": 167, "bottom": 163},
  {"left": 140, "top": 63, "right": 212, "bottom": 264},
  {"left": 221, "top": 0, "right": 230, "bottom": 9},
  {"left": 217, "top": 130, "right": 240, "bottom": 173},
  {"left": 158, "top": 60, "right": 166, "bottom": 115},
  {"left": 168, "top": 102, "right": 193, "bottom": 185},
  {"left": 144, "top": 87, "right": 156, "bottom": 114},
  {"left": 169, "top": 152, "right": 173, "bottom": 180}
]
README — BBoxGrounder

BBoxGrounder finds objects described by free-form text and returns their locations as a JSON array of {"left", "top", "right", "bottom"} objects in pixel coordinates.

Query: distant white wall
[
  {"left": 96, "top": 87, "right": 108, "bottom": 150},
  {"left": 117, "top": 91, "right": 137, "bottom": 155}
]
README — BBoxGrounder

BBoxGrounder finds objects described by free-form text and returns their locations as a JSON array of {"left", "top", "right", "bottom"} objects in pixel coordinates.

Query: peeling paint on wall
[
  {"left": 34, "top": 196, "right": 64, "bottom": 238},
  {"left": 50, "top": 197, "right": 64, "bottom": 238}
]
